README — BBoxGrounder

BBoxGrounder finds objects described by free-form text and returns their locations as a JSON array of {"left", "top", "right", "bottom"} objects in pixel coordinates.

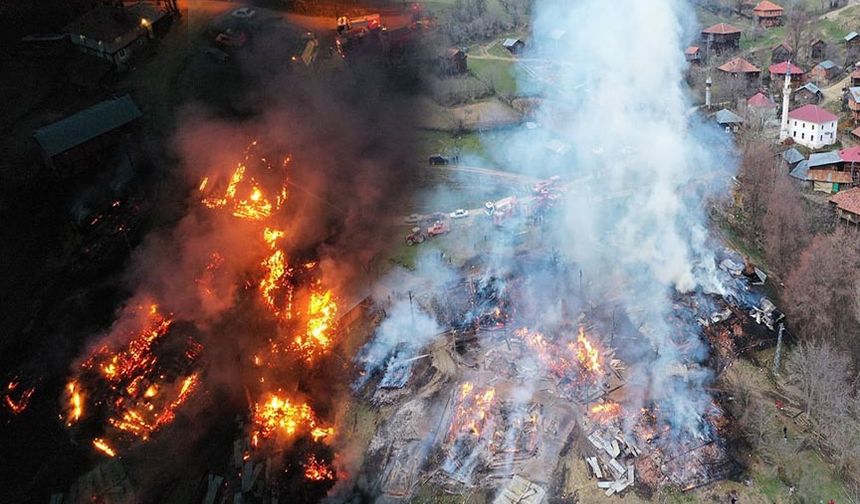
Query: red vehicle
[
  {"left": 405, "top": 227, "right": 426, "bottom": 246},
  {"left": 427, "top": 220, "right": 450, "bottom": 237}
]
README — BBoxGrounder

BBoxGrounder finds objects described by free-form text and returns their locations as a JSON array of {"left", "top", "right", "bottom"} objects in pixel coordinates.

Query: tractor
[{"left": 405, "top": 227, "right": 426, "bottom": 246}]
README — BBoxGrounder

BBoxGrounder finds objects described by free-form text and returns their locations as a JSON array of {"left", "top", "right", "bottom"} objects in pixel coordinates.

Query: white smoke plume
[{"left": 505, "top": 0, "right": 734, "bottom": 436}]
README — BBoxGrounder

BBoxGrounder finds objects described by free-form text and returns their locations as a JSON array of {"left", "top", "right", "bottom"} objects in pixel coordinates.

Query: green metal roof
[{"left": 34, "top": 95, "right": 142, "bottom": 157}]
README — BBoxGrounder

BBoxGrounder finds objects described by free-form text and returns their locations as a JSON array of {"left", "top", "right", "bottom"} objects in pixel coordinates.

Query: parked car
[
  {"left": 484, "top": 201, "right": 495, "bottom": 215},
  {"left": 428, "top": 154, "right": 450, "bottom": 166},
  {"left": 427, "top": 221, "right": 450, "bottom": 237},
  {"left": 450, "top": 209, "right": 469, "bottom": 219},
  {"left": 231, "top": 7, "right": 256, "bottom": 19}
]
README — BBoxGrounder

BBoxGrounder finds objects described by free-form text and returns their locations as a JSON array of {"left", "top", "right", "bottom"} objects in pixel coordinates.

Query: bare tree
[
  {"left": 783, "top": 229, "right": 860, "bottom": 347},
  {"left": 736, "top": 141, "right": 779, "bottom": 240},
  {"left": 784, "top": 4, "right": 809, "bottom": 65},
  {"left": 762, "top": 175, "right": 810, "bottom": 275},
  {"left": 786, "top": 339, "right": 852, "bottom": 416}
]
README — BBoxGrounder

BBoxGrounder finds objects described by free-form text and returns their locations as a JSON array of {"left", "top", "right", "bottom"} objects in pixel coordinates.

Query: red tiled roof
[
  {"left": 702, "top": 23, "right": 742, "bottom": 35},
  {"left": 852, "top": 126, "right": 860, "bottom": 138},
  {"left": 685, "top": 46, "right": 700, "bottom": 55},
  {"left": 788, "top": 104, "right": 838, "bottom": 123},
  {"left": 830, "top": 187, "right": 860, "bottom": 215},
  {"left": 718, "top": 57, "right": 761, "bottom": 74},
  {"left": 839, "top": 146, "right": 860, "bottom": 163},
  {"left": 769, "top": 61, "right": 805, "bottom": 74},
  {"left": 754, "top": 0, "right": 784, "bottom": 14},
  {"left": 747, "top": 92, "right": 776, "bottom": 108}
]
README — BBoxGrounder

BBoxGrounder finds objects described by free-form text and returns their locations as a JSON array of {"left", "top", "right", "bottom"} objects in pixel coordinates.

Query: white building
[{"left": 786, "top": 104, "right": 838, "bottom": 149}]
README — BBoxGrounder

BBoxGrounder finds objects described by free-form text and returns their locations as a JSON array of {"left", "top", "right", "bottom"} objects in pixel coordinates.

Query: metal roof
[
  {"left": 781, "top": 147, "right": 804, "bottom": 165},
  {"left": 845, "top": 31, "right": 859, "bottom": 42},
  {"left": 715, "top": 108, "right": 743, "bottom": 124},
  {"left": 789, "top": 160, "right": 809, "bottom": 180},
  {"left": 807, "top": 150, "right": 842, "bottom": 168},
  {"left": 502, "top": 38, "right": 523, "bottom": 47},
  {"left": 817, "top": 59, "right": 838, "bottom": 70},
  {"left": 798, "top": 82, "right": 822, "bottom": 95},
  {"left": 34, "top": 95, "right": 142, "bottom": 157},
  {"left": 848, "top": 86, "right": 860, "bottom": 102}
]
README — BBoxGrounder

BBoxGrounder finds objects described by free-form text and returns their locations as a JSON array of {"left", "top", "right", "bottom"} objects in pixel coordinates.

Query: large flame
[
  {"left": 251, "top": 392, "right": 334, "bottom": 447},
  {"left": 294, "top": 286, "right": 338, "bottom": 361},
  {"left": 575, "top": 327, "right": 602, "bottom": 375},
  {"left": 449, "top": 382, "right": 496, "bottom": 439}
]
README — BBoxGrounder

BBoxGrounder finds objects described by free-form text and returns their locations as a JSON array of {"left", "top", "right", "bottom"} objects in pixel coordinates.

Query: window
[
  {"left": 802, "top": 133, "right": 805, "bottom": 139},
  {"left": 794, "top": 121, "right": 797, "bottom": 126},
  {"left": 793, "top": 131, "right": 797, "bottom": 138},
  {"left": 812, "top": 124, "right": 816, "bottom": 130}
]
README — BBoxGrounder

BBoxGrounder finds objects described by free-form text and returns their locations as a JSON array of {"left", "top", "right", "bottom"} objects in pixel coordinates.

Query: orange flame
[
  {"left": 449, "top": 382, "right": 496, "bottom": 439},
  {"left": 576, "top": 328, "right": 602, "bottom": 374},
  {"left": 251, "top": 393, "right": 334, "bottom": 445},
  {"left": 66, "top": 381, "right": 83, "bottom": 425},
  {"left": 3, "top": 380, "right": 35, "bottom": 415},
  {"left": 303, "top": 455, "right": 335, "bottom": 481},
  {"left": 294, "top": 287, "right": 337, "bottom": 361},
  {"left": 92, "top": 438, "right": 116, "bottom": 457},
  {"left": 589, "top": 402, "right": 622, "bottom": 422}
]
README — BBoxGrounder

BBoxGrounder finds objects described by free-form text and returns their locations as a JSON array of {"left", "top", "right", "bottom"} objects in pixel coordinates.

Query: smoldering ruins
[{"left": 0, "top": 0, "right": 792, "bottom": 503}]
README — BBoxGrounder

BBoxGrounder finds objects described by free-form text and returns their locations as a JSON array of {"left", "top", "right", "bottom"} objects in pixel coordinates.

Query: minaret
[
  {"left": 779, "top": 60, "right": 792, "bottom": 142},
  {"left": 705, "top": 75, "right": 712, "bottom": 110}
]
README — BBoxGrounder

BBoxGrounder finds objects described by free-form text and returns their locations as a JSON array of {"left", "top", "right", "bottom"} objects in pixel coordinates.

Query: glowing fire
[
  {"left": 65, "top": 381, "right": 83, "bottom": 425},
  {"left": 3, "top": 380, "right": 35, "bottom": 415},
  {"left": 303, "top": 455, "right": 336, "bottom": 481},
  {"left": 449, "top": 382, "right": 496, "bottom": 439},
  {"left": 92, "top": 438, "right": 116, "bottom": 457},
  {"left": 575, "top": 328, "right": 602, "bottom": 374},
  {"left": 65, "top": 302, "right": 203, "bottom": 454},
  {"left": 251, "top": 393, "right": 334, "bottom": 446},
  {"left": 589, "top": 402, "right": 622, "bottom": 422},
  {"left": 199, "top": 141, "right": 289, "bottom": 222},
  {"left": 294, "top": 287, "right": 337, "bottom": 360}
]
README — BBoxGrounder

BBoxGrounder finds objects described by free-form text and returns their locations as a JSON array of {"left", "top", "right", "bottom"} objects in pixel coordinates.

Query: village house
[
  {"left": 786, "top": 104, "right": 838, "bottom": 149},
  {"left": 829, "top": 187, "right": 860, "bottom": 224},
  {"left": 810, "top": 38, "right": 827, "bottom": 60},
  {"left": 685, "top": 46, "right": 702, "bottom": 64},
  {"left": 502, "top": 38, "right": 525, "bottom": 55},
  {"left": 747, "top": 91, "right": 777, "bottom": 122},
  {"left": 753, "top": 0, "right": 784, "bottom": 27},
  {"left": 715, "top": 108, "right": 744, "bottom": 133},
  {"left": 701, "top": 23, "right": 742, "bottom": 52},
  {"left": 839, "top": 146, "right": 860, "bottom": 174},
  {"left": 34, "top": 94, "right": 142, "bottom": 176},
  {"left": 808, "top": 151, "right": 850, "bottom": 193},
  {"left": 63, "top": 4, "right": 167, "bottom": 68},
  {"left": 794, "top": 82, "right": 824, "bottom": 106},
  {"left": 852, "top": 126, "right": 860, "bottom": 142},
  {"left": 769, "top": 61, "right": 805, "bottom": 86},
  {"left": 771, "top": 43, "right": 792, "bottom": 64},
  {"left": 810, "top": 60, "right": 841, "bottom": 83},
  {"left": 852, "top": 68, "right": 860, "bottom": 87},
  {"left": 718, "top": 57, "right": 761, "bottom": 82},
  {"left": 846, "top": 32, "right": 860, "bottom": 62},
  {"left": 848, "top": 87, "right": 860, "bottom": 124},
  {"left": 438, "top": 48, "right": 467, "bottom": 75}
]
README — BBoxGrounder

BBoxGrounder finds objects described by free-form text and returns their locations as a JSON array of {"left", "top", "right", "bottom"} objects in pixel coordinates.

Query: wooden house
[
  {"left": 810, "top": 60, "right": 841, "bottom": 83},
  {"left": 830, "top": 188, "right": 860, "bottom": 225},
  {"left": 810, "top": 38, "right": 827, "bottom": 60},
  {"left": 769, "top": 61, "right": 805, "bottom": 86},
  {"left": 794, "top": 82, "right": 824, "bottom": 105},
  {"left": 685, "top": 46, "right": 702, "bottom": 64},
  {"left": 771, "top": 42, "right": 792, "bottom": 63},
  {"left": 701, "top": 23, "right": 742, "bottom": 52},
  {"left": 753, "top": 0, "right": 784, "bottom": 27},
  {"left": 718, "top": 57, "right": 761, "bottom": 83},
  {"left": 847, "top": 87, "right": 860, "bottom": 124}
]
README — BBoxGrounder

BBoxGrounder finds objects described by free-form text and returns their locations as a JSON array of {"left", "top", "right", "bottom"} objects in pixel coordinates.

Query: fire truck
[{"left": 335, "top": 14, "right": 384, "bottom": 57}]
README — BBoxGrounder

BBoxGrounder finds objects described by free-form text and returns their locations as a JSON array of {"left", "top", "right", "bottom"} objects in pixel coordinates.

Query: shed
[
  {"left": 34, "top": 94, "right": 142, "bottom": 175},
  {"left": 781, "top": 147, "right": 804, "bottom": 167},
  {"left": 502, "top": 38, "right": 525, "bottom": 54},
  {"left": 715, "top": 108, "right": 744, "bottom": 132},
  {"left": 794, "top": 82, "right": 824, "bottom": 105},
  {"left": 809, "top": 38, "right": 827, "bottom": 60},
  {"left": 771, "top": 43, "right": 792, "bottom": 63},
  {"left": 810, "top": 60, "right": 841, "bottom": 83},
  {"left": 846, "top": 86, "right": 860, "bottom": 124}
]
